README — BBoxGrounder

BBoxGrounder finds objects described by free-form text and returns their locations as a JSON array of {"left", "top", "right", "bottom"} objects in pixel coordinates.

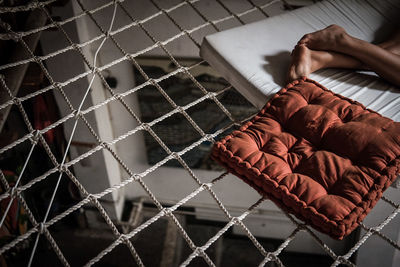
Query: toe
[
  {"left": 299, "top": 34, "right": 311, "bottom": 43},
  {"left": 298, "top": 39, "right": 309, "bottom": 46}
]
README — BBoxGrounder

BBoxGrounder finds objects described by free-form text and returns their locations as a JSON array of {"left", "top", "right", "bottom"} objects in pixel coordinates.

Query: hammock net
[{"left": 0, "top": 0, "right": 399, "bottom": 266}]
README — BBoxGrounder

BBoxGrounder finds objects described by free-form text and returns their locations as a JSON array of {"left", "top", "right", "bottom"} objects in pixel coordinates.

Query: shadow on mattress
[{"left": 263, "top": 52, "right": 291, "bottom": 87}]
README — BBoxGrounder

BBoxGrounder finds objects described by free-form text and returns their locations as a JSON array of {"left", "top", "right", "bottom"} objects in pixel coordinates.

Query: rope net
[{"left": 0, "top": 0, "right": 399, "bottom": 266}]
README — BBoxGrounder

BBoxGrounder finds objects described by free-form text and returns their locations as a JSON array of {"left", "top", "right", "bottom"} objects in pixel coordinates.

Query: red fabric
[
  {"left": 212, "top": 77, "right": 400, "bottom": 239},
  {"left": 34, "top": 94, "right": 55, "bottom": 144}
]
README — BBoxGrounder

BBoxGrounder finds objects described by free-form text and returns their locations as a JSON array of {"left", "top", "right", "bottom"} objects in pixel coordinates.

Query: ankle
[
  {"left": 310, "top": 50, "right": 330, "bottom": 72},
  {"left": 336, "top": 33, "right": 355, "bottom": 53}
]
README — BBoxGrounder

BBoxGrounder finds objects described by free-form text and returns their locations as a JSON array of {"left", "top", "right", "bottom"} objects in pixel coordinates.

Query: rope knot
[
  {"left": 52, "top": 20, "right": 60, "bottom": 27},
  {"left": 9, "top": 187, "right": 17, "bottom": 199},
  {"left": 71, "top": 109, "right": 80, "bottom": 120},
  {"left": 32, "top": 55, "right": 41, "bottom": 63},
  {"left": 265, "top": 252, "right": 278, "bottom": 262},
  {"left": 147, "top": 78, "right": 156, "bottom": 85},
  {"left": 370, "top": 226, "right": 380, "bottom": 234},
  {"left": 99, "top": 141, "right": 108, "bottom": 148},
  {"left": 71, "top": 43, "right": 79, "bottom": 50},
  {"left": 58, "top": 164, "right": 67, "bottom": 173},
  {"left": 194, "top": 247, "right": 204, "bottom": 256},
  {"left": 91, "top": 66, "right": 98, "bottom": 74},
  {"left": 179, "top": 66, "right": 188, "bottom": 73},
  {"left": 206, "top": 91, "right": 215, "bottom": 98},
  {"left": 231, "top": 217, "right": 241, "bottom": 225},
  {"left": 0, "top": 20, "right": 11, "bottom": 31},
  {"left": 336, "top": 256, "right": 346, "bottom": 264},
  {"left": 32, "top": 1, "right": 42, "bottom": 9},
  {"left": 114, "top": 93, "right": 122, "bottom": 101},
  {"left": 120, "top": 234, "right": 129, "bottom": 243},
  {"left": 38, "top": 223, "right": 45, "bottom": 234},
  {"left": 10, "top": 32, "right": 22, "bottom": 42},
  {"left": 11, "top": 97, "right": 20, "bottom": 104},
  {"left": 163, "top": 207, "right": 172, "bottom": 216},
  {"left": 87, "top": 193, "right": 96, "bottom": 202},
  {"left": 0, "top": 20, "right": 21, "bottom": 41},
  {"left": 170, "top": 152, "right": 178, "bottom": 159},
  {"left": 201, "top": 183, "right": 211, "bottom": 190},
  {"left": 31, "top": 130, "right": 41, "bottom": 144},
  {"left": 204, "top": 134, "right": 213, "bottom": 142},
  {"left": 51, "top": 81, "right": 59, "bottom": 87},
  {"left": 133, "top": 174, "right": 141, "bottom": 181},
  {"left": 141, "top": 123, "right": 150, "bottom": 131}
]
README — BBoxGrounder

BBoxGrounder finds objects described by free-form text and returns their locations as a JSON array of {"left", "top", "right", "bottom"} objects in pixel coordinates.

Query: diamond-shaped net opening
[{"left": 0, "top": 0, "right": 399, "bottom": 266}]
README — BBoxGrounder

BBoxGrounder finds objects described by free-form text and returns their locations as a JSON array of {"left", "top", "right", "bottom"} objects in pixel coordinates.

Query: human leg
[
  {"left": 287, "top": 44, "right": 364, "bottom": 82},
  {"left": 297, "top": 25, "right": 400, "bottom": 86}
]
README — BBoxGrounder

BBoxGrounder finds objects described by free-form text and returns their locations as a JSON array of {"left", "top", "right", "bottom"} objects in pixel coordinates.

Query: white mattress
[{"left": 200, "top": 0, "right": 400, "bottom": 187}]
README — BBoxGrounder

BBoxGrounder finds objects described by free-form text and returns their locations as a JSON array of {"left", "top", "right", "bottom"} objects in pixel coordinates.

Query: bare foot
[
  {"left": 298, "top": 24, "right": 349, "bottom": 51},
  {"left": 287, "top": 44, "right": 327, "bottom": 82}
]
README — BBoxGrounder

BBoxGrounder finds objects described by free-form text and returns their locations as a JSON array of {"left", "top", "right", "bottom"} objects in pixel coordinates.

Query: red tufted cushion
[{"left": 212, "top": 77, "right": 400, "bottom": 240}]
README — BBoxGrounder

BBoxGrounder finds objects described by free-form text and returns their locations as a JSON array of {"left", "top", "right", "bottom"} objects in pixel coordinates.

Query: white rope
[
  {"left": 0, "top": 142, "right": 35, "bottom": 227},
  {"left": 0, "top": 0, "right": 399, "bottom": 266},
  {"left": 26, "top": 2, "right": 118, "bottom": 266},
  {"left": 0, "top": 107, "right": 248, "bottom": 257},
  {"left": 0, "top": 0, "right": 57, "bottom": 13},
  {"left": 0, "top": 0, "right": 198, "bottom": 68},
  {"left": 0, "top": 83, "right": 232, "bottom": 206},
  {"left": 0, "top": 0, "right": 125, "bottom": 40},
  {"left": 0, "top": 0, "right": 278, "bottom": 113}
]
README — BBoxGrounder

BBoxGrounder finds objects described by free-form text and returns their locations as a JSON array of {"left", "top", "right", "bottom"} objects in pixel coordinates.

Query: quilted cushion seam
[{"left": 214, "top": 77, "right": 400, "bottom": 238}]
